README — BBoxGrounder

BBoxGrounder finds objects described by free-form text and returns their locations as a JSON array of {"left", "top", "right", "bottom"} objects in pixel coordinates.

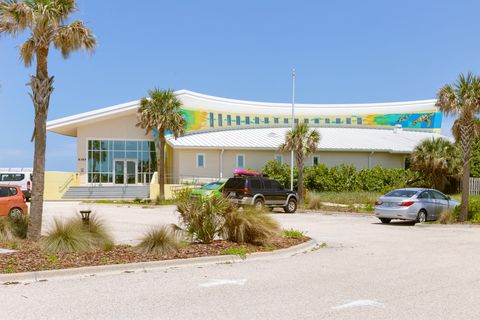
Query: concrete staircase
[{"left": 62, "top": 185, "right": 150, "bottom": 200}]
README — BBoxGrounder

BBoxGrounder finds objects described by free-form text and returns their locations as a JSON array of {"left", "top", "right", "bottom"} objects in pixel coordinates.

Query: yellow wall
[
  {"left": 44, "top": 171, "right": 80, "bottom": 200},
  {"left": 149, "top": 172, "right": 198, "bottom": 200}
]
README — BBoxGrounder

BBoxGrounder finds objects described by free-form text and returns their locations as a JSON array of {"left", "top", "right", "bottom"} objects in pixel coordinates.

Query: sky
[{"left": 0, "top": 0, "right": 479, "bottom": 171}]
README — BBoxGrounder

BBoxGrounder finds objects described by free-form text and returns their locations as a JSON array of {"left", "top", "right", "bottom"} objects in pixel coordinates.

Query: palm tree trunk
[
  {"left": 27, "top": 49, "right": 53, "bottom": 241},
  {"left": 157, "top": 130, "right": 166, "bottom": 200},
  {"left": 297, "top": 158, "right": 304, "bottom": 205},
  {"left": 460, "top": 161, "right": 470, "bottom": 222}
]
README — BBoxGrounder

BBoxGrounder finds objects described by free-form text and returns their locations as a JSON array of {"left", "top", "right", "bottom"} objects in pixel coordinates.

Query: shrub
[
  {"left": 7, "top": 213, "right": 29, "bottom": 239},
  {"left": 176, "top": 188, "right": 230, "bottom": 243},
  {"left": 439, "top": 209, "right": 458, "bottom": 224},
  {"left": 84, "top": 215, "right": 114, "bottom": 251},
  {"left": 223, "top": 208, "right": 280, "bottom": 245},
  {"left": 136, "top": 225, "right": 179, "bottom": 255},
  {"left": 262, "top": 160, "right": 297, "bottom": 189},
  {"left": 0, "top": 218, "right": 15, "bottom": 242},
  {"left": 282, "top": 229, "right": 305, "bottom": 239},
  {"left": 306, "top": 194, "right": 322, "bottom": 210},
  {"left": 42, "top": 218, "right": 93, "bottom": 253}
]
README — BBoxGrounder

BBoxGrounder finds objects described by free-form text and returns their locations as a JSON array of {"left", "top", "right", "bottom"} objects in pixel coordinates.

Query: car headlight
[{"left": 204, "top": 191, "right": 213, "bottom": 196}]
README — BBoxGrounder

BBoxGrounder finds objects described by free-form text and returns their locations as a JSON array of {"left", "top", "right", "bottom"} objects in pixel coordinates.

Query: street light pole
[{"left": 290, "top": 68, "right": 296, "bottom": 191}]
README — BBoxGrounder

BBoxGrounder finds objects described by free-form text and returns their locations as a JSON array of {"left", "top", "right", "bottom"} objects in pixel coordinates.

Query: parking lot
[{"left": 4, "top": 201, "right": 480, "bottom": 319}]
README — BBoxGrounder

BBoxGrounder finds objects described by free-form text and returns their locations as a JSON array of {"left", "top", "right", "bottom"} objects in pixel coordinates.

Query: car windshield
[
  {"left": 384, "top": 190, "right": 418, "bottom": 198},
  {"left": 201, "top": 182, "right": 223, "bottom": 190}
]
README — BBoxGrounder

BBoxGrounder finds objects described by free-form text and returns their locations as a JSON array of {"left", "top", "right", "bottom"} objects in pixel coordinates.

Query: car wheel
[
  {"left": 379, "top": 218, "right": 391, "bottom": 224},
  {"left": 416, "top": 210, "right": 427, "bottom": 223},
  {"left": 8, "top": 208, "right": 23, "bottom": 219},
  {"left": 254, "top": 198, "right": 264, "bottom": 210},
  {"left": 284, "top": 198, "right": 297, "bottom": 213}
]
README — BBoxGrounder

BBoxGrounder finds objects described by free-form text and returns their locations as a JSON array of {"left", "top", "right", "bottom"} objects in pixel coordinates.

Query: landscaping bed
[{"left": 0, "top": 236, "right": 309, "bottom": 274}]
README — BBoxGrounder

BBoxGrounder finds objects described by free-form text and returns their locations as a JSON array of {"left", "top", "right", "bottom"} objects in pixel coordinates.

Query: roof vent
[
  {"left": 267, "top": 132, "right": 279, "bottom": 138},
  {"left": 393, "top": 124, "right": 403, "bottom": 134}
]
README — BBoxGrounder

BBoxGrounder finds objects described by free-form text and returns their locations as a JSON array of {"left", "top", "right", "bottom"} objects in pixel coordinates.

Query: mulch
[{"left": 0, "top": 236, "right": 309, "bottom": 274}]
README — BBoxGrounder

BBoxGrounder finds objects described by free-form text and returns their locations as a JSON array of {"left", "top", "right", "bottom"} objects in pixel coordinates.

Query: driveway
[{"left": 2, "top": 202, "right": 480, "bottom": 319}]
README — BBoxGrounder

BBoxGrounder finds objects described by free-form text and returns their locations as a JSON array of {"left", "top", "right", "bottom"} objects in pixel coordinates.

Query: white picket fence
[{"left": 470, "top": 178, "right": 480, "bottom": 196}]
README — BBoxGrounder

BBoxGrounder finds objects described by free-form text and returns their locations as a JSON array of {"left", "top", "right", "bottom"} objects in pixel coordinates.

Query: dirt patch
[{"left": 0, "top": 237, "right": 309, "bottom": 274}]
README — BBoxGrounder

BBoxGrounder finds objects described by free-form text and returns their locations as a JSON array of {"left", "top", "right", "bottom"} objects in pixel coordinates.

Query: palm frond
[
  {"left": 19, "top": 36, "right": 35, "bottom": 65},
  {"left": 0, "top": 0, "right": 34, "bottom": 36},
  {"left": 53, "top": 20, "right": 96, "bottom": 58}
]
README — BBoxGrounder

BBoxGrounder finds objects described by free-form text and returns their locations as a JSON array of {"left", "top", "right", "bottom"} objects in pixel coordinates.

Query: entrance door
[{"left": 114, "top": 159, "right": 137, "bottom": 184}]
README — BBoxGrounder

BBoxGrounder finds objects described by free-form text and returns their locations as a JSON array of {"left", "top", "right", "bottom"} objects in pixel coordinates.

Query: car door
[
  {"left": 431, "top": 190, "right": 450, "bottom": 219},
  {"left": 417, "top": 191, "right": 436, "bottom": 220},
  {"left": 271, "top": 180, "right": 287, "bottom": 204},
  {"left": 0, "top": 187, "right": 10, "bottom": 216}
]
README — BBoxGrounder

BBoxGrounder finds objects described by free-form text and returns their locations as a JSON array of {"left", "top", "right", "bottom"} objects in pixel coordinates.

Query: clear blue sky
[{"left": 0, "top": 0, "right": 477, "bottom": 171}]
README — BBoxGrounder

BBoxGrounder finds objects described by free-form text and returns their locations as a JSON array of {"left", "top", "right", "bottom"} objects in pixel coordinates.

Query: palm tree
[
  {"left": 0, "top": 0, "right": 96, "bottom": 240},
  {"left": 279, "top": 123, "right": 320, "bottom": 205},
  {"left": 437, "top": 73, "right": 480, "bottom": 221},
  {"left": 137, "top": 89, "right": 186, "bottom": 200},
  {"left": 410, "top": 137, "right": 462, "bottom": 191}
]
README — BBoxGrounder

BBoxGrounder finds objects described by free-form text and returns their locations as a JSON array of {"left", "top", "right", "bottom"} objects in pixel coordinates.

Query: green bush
[
  {"left": 262, "top": 160, "right": 297, "bottom": 189},
  {"left": 7, "top": 213, "right": 29, "bottom": 239},
  {"left": 0, "top": 218, "right": 15, "bottom": 242},
  {"left": 136, "top": 225, "right": 179, "bottom": 255},
  {"left": 448, "top": 196, "right": 480, "bottom": 223},
  {"left": 263, "top": 161, "right": 412, "bottom": 193}
]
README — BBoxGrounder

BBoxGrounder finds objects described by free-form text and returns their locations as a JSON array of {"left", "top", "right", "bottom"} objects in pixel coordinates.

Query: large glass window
[{"left": 87, "top": 139, "right": 156, "bottom": 184}]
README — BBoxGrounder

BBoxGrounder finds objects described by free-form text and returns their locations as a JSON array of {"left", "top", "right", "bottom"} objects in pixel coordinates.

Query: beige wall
[
  {"left": 172, "top": 148, "right": 406, "bottom": 180},
  {"left": 76, "top": 114, "right": 151, "bottom": 184}
]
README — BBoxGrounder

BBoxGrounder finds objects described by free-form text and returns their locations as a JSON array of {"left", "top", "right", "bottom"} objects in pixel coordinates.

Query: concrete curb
[
  {"left": 0, "top": 239, "right": 317, "bottom": 284},
  {"left": 416, "top": 223, "right": 480, "bottom": 229}
]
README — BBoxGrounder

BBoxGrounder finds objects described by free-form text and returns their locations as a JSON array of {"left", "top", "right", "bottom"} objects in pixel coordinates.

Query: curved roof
[
  {"left": 167, "top": 126, "right": 447, "bottom": 153},
  {"left": 47, "top": 90, "right": 438, "bottom": 136}
]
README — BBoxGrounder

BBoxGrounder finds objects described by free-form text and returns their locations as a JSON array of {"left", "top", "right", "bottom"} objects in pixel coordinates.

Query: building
[{"left": 47, "top": 90, "right": 446, "bottom": 188}]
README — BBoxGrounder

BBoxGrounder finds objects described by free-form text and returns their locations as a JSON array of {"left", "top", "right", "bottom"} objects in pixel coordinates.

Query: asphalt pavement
[{"left": 2, "top": 203, "right": 480, "bottom": 319}]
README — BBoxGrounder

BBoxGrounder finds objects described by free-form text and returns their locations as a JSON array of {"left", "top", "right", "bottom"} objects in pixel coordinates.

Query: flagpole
[{"left": 290, "top": 68, "right": 296, "bottom": 191}]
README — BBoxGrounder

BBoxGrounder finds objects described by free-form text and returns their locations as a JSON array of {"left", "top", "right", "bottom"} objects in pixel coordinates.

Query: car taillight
[
  {"left": 399, "top": 201, "right": 414, "bottom": 207},
  {"left": 375, "top": 200, "right": 383, "bottom": 206},
  {"left": 243, "top": 187, "right": 249, "bottom": 194},
  {"left": 27, "top": 181, "right": 31, "bottom": 192}
]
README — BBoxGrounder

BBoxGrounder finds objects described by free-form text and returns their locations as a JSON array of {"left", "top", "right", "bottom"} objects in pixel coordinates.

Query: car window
[
  {"left": 0, "top": 173, "right": 24, "bottom": 181},
  {"left": 263, "top": 180, "right": 272, "bottom": 189},
  {"left": 9, "top": 187, "right": 17, "bottom": 196},
  {"left": 418, "top": 191, "right": 432, "bottom": 199},
  {"left": 431, "top": 190, "right": 448, "bottom": 200},
  {"left": 249, "top": 179, "right": 261, "bottom": 189},
  {"left": 385, "top": 190, "right": 417, "bottom": 198},
  {"left": 201, "top": 182, "right": 223, "bottom": 190},
  {"left": 271, "top": 180, "right": 283, "bottom": 190},
  {"left": 225, "top": 178, "right": 245, "bottom": 189},
  {"left": 0, "top": 187, "right": 9, "bottom": 197}
]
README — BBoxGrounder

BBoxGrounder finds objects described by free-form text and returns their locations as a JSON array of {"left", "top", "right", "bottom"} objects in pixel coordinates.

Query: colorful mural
[{"left": 179, "top": 108, "right": 442, "bottom": 133}]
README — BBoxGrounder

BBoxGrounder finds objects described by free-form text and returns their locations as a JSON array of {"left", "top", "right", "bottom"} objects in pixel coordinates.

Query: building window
[
  {"left": 227, "top": 115, "right": 232, "bottom": 126},
  {"left": 336, "top": 118, "right": 341, "bottom": 124},
  {"left": 196, "top": 154, "right": 205, "bottom": 168},
  {"left": 236, "top": 154, "right": 245, "bottom": 169},
  {"left": 264, "top": 117, "right": 269, "bottom": 124},
  {"left": 294, "top": 118, "right": 299, "bottom": 124},
  {"left": 274, "top": 154, "right": 283, "bottom": 164},
  {"left": 325, "top": 118, "right": 330, "bottom": 124},
  {"left": 209, "top": 113, "right": 214, "bottom": 127},
  {"left": 274, "top": 118, "right": 279, "bottom": 124},
  {"left": 87, "top": 139, "right": 156, "bottom": 184},
  {"left": 304, "top": 118, "right": 309, "bottom": 124},
  {"left": 218, "top": 114, "right": 223, "bottom": 127},
  {"left": 314, "top": 118, "right": 319, "bottom": 124},
  {"left": 357, "top": 117, "right": 363, "bottom": 125},
  {"left": 245, "top": 116, "right": 250, "bottom": 125},
  {"left": 346, "top": 118, "right": 351, "bottom": 124},
  {"left": 236, "top": 115, "right": 241, "bottom": 125},
  {"left": 313, "top": 156, "right": 319, "bottom": 166},
  {"left": 284, "top": 118, "right": 289, "bottom": 124},
  {"left": 254, "top": 117, "right": 259, "bottom": 124}
]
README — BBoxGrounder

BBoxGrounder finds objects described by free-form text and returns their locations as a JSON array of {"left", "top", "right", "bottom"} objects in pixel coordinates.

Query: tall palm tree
[
  {"left": 437, "top": 73, "right": 480, "bottom": 221},
  {"left": 410, "top": 137, "right": 462, "bottom": 191},
  {"left": 279, "top": 123, "right": 320, "bottom": 205},
  {"left": 137, "top": 89, "right": 186, "bottom": 200},
  {"left": 0, "top": 0, "right": 96, "bottom": 240}
]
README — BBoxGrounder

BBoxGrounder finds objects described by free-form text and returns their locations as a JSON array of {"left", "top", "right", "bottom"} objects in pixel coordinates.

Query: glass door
[{"left": 114, "top": 159, "right": 137, "bottom": 184}]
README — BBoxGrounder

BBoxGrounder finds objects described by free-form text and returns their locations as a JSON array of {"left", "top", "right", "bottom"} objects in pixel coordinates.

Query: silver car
[{"left": 374, "top": 188, "right": 459, "bottom": 224}]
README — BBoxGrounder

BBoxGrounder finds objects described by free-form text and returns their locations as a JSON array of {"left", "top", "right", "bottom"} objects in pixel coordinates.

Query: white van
[{"left": 0, "top": 168, "right": 33, "bottom": 201}]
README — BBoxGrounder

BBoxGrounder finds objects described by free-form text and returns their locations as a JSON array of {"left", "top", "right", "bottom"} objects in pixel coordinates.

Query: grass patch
[
  {"left": 308, "top": 191, "right": 382, "bottom": 206},
  {"left": 136, "top": 225, "right": 180, "bottom": 255},
  {"left": 220, "top": 246, "right": 251, "bottom": 258},
  {"left": 282, "top": 229, "right": 305, "bottom": 239}
]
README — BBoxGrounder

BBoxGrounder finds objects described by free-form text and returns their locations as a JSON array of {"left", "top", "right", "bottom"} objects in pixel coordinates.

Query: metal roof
[{"left": 166, "top": 127, "right": 448, "bottom": 153}]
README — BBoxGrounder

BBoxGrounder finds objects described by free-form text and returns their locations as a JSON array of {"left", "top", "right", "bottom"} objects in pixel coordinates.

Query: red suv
[{"left": 0, "top": 185, "right": 28, "bottom": 217}]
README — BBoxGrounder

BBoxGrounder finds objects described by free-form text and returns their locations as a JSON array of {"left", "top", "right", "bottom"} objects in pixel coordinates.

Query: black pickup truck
[{"left": 223, "top": 175, "right": 298, "bottom": 213}]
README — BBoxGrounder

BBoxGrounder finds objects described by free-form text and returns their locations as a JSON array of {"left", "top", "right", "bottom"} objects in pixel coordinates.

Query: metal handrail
[{"left": 58, "top": 174, "right": 76, "bottom": 193}]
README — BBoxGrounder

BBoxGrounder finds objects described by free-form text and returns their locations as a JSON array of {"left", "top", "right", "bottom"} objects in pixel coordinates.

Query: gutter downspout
[
  {"left": 368, "top": 151, "right": 375, "bottom": 169},
  {"left": 220, "top": 149, "right": 225, "bottom": 179}
]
